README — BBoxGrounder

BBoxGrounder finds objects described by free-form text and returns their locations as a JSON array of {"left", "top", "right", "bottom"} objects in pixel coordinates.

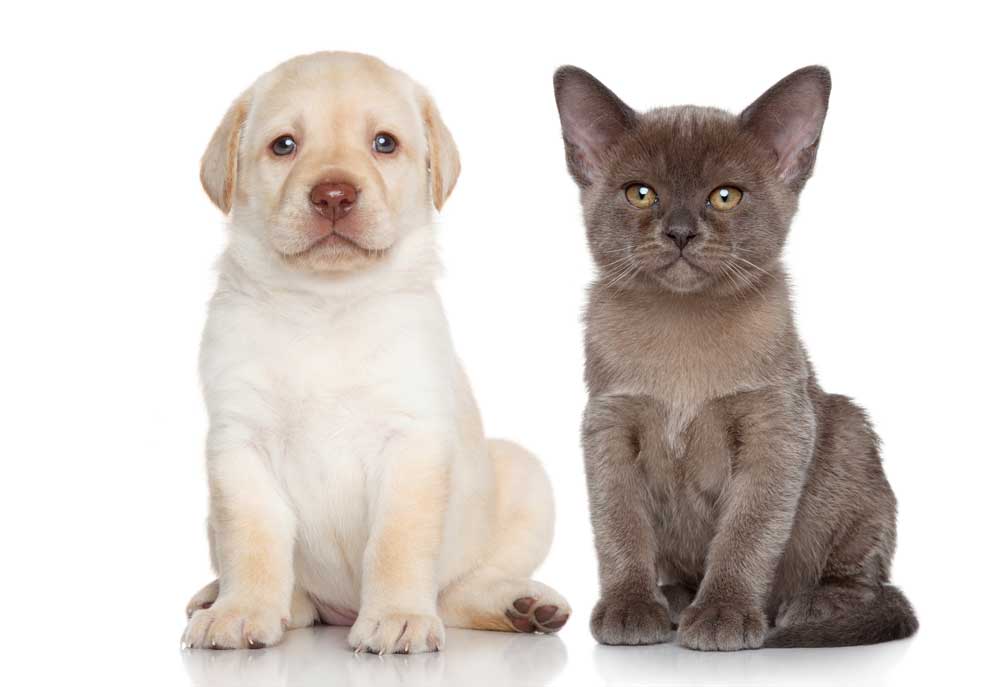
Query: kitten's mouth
[{"left": 662, "top": 255, "right": 707, "bottom": 275}]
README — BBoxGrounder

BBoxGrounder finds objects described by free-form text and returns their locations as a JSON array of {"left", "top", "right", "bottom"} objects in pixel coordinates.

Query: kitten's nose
[{"left": 664, "top": 210, "right": 698, "bottom": 250}]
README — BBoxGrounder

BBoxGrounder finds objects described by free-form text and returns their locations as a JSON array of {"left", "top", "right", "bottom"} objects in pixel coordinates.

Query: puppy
[{"left": 181, "top": 52, "right": 569, "bottom": 654}]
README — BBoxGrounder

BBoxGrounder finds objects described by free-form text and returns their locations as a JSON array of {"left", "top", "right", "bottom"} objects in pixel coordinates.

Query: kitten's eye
[
  {"left": 373, "top": 132, "right": 397, "bottom": 154},
  {"left": 708, "top": 186, "right": 743, "bottom": 210},
  {"left": 270, "top": 135, "right": 296, "bottom": 156},
  {"left": 625, "top": 183, "right": 658, "bottom": 209}
]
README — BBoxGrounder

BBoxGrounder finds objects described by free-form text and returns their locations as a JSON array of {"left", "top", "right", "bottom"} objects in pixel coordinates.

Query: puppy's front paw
[
  {"left": 349, "top": 612, "right": 445, "bottom": 654},
  {"left": 678, "top": 602, "right": 766, "bottom": 651},
  {"left": 182, "top": 599, "right": 286, "bottom": 650},
  {"left": 590, "top": 595, "right": 672, "bottom": 645},
  {"left": 185, "top": 579, "right": 220, "bottom": 618}
]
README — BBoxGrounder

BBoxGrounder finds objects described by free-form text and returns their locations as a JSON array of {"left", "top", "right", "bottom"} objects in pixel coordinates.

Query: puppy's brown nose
[{"left": 309, "top": 182, "right": 357, "bottom": 222}]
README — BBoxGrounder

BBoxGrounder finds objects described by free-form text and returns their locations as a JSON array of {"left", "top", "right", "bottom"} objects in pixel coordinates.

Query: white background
[{"left": 2, "top": 1, "right": 997, "bottom": 685}]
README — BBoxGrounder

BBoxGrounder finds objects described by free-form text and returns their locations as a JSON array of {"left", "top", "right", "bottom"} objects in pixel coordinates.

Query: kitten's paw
[
  {"left": 678, "top": 602, "right": 766, "bottom": 651},
  {"left": 505, "top": 593, "right": 571, "bottom": 633},
  {"left": 348, "top": 612, "right": 445, "bottom": 654},
  {"left": 182, "top": 598, "right": 287, "bottom": 649},
  {"left": 185, "top": 579, "right": 220, "bottom": 618},
  {"left": 590, "top": 595, "right": 673, "bottom": 645}
]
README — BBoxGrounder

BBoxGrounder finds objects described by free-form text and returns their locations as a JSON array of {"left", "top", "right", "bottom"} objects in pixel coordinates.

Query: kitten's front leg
[
  {"left": 182, "top": 434, "right": 296, "bottom": 649},
  {"left": 349, "top": 431, "right": 449, "bottom": 654},
  {"left": 678, "top": 386, "right": 816, "bottom": 651},
  {"left": 584, "top": 394, "right": 673, "bottom": 645}
]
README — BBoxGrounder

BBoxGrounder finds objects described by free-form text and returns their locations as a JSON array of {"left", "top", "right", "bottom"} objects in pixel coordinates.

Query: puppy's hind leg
[
  {"left": 441, "top": 575, "right": 571, "bottom": 633},
  {"left": 438, "top": 440, "right": 571, "bottom": 633}
]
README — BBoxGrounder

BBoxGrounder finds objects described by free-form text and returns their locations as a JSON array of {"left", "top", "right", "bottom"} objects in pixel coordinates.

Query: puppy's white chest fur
[{"left": 201, "top": 277, "right": 456, "bottom": 608}]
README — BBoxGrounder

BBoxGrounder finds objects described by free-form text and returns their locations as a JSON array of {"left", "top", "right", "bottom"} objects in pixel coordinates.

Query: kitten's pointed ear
[
  {"left": 740, "top": 66, "right": 831, "bottom": 188},
  {"left": 554, "top": 66, "right": 636, "bottom": 186}
]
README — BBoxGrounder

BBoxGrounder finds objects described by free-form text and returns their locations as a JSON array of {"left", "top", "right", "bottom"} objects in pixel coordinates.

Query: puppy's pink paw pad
[{"left": 505, "top": 596, "right": 571, "bottom": 634}]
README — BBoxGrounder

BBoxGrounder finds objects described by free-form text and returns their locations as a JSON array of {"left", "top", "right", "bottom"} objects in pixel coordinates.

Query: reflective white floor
[{"left": 179, "top": 624, "right": 921, "bottom": 687}]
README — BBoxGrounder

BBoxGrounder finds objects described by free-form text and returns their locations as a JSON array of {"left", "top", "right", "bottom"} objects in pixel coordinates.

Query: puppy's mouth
[
  {"left": 286, "top": 215, "right": 390, "bottom": 258},
  {"left": 312, "top": 225, "right": 370, "bottom": 252}
]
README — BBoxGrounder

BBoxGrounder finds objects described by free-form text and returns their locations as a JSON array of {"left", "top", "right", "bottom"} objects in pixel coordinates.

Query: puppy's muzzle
[{"left": 310, "top": 182, "right": 358, "bottom": 222}]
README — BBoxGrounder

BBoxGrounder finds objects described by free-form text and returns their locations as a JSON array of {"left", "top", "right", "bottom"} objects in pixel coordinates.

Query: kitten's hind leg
[
  {"left": 766, "top": 394, "right": 917, "bottom": 647},
  {"left": 767, "top": 582, "right": 917, "bottom": 648},
  {"left": 659, "top": 583, "right": 696, "bottom": 626},
  {"left": 775, "top": 578, "right": 875, "bottom": 628}
]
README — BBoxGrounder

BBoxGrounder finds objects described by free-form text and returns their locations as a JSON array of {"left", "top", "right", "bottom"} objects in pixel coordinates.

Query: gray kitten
[{"left": 553, "top": 65, "right": 917, "bottom": 650}]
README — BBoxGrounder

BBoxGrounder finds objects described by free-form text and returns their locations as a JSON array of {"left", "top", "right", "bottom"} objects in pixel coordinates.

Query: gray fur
[{"left": 554, "top": 65, "right": 916, "bottom": 650}]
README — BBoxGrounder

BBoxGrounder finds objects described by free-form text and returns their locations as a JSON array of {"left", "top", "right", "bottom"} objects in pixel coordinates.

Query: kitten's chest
[
  {"left": 587, "top": 290, "right": 784, "bottom": 407},
  {"left": 588, "top": 306, "right": 749, "bottom": 416},
  {"left": 643, "top": 398, "right": 735, "bottom": 581}
]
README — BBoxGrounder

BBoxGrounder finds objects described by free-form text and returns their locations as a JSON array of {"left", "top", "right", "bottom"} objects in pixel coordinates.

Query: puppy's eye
[
  {"left": 625, "top": 183, "right": 658, "bottom": 209},
  {"left": 708, "top": 186, "right": 743, "bottom": 210},
  {"left": 373, "top": 133, "right": 397, "bottom": 154},
  {"left": 270, "top": 135, "right": 296, "bottom": 156}
]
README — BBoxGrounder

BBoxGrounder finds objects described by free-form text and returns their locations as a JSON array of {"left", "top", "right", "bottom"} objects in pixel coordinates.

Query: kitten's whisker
[
  {"left": 601, "top": 254, "right": 636, "bottom": 270},
  {"left": 727, "top": 261, "right": 765, "bottom": 299},
  {"left": 733, "top": 256, "right": 774, "bottom": 279},
  {"left": 611, "top": 263, "right": 642, "bottom": 293},
  {"left": 604, "top": 258, "right": 638, "bottom": 289},
  {"left": 604, "top": 255, "right": 644, "bottom": 292},
  {"left": 720, "top": 262, "right": 747, "bottom": 302}
]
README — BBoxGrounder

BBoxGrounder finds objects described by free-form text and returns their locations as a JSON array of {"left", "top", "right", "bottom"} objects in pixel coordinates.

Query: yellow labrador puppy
[{"left": 182, "top": 52, "right": 569, "bottom": 654}]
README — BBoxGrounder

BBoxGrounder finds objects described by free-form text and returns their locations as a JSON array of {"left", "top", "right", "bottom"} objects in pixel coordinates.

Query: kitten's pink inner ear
[
  {"left": 771, "top": 107, "right": 824, "bottom": 175},
  {"left": 563, "top": 98, "right": 626, "bottom": 156},
  {"left": 554, "top": 67, "right": 635, "bottom": 183},
  {"left": 740, "top": 67, "right": 831, "bottom": 184}
]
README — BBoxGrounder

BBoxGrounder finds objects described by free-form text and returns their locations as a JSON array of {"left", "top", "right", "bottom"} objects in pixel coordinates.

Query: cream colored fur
[{"left": 181, "top": 52, "right": 568, "bottom": 654}]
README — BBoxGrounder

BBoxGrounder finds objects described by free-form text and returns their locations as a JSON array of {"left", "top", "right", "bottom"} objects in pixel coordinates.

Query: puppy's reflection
[
  {"left": 593, "top": 636, "right": 914, "bottom": 686},
  {"left": 182, "top": 626, "right": 567, "bottom": 687}
]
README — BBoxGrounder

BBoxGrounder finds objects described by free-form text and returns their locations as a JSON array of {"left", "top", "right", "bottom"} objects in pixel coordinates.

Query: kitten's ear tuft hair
[
  {"left": 740, "top": 66, "right": 831, "bottom": 189},
  {"left": 553, "top": 66, "right": 636, "bottom": 186}
]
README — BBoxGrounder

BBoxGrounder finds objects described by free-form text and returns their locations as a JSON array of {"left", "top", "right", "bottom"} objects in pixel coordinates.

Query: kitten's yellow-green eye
[
  {"left": 708, "top": 186, "right": 743, "bottom": 210},
  {"left": 625, "top": 183, "right": 658, "bottom": 208}
]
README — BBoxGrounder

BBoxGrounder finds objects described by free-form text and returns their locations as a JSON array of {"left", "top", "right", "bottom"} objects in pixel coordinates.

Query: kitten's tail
[{"left": 764, "top": 585, "right": 918, "bottom": 648}]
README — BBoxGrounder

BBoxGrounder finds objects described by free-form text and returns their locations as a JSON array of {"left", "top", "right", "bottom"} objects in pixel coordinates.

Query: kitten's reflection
[
  {"left": 593, "top": 636, "right": 914, "bottom": 686},
  {"left": 182, "top": 626, "right": 567, "bottom": 687}
]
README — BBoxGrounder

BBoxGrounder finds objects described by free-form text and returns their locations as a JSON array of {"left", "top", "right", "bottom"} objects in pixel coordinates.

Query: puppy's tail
[{"left": 764, "top": 584, "right": 917, "bottom": 648}]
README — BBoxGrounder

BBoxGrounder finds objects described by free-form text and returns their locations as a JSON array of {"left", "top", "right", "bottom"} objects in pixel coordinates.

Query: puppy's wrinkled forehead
[{"left": 247, "top": 53, "right": 424, "bottom": 151}]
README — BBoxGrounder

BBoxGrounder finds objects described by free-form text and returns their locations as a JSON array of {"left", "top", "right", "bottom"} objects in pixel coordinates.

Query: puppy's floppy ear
[
  {"left": 420, "top": 90, "right": 460, "bottom": 211},
  {"left": 740, "top": 66, "right": 831, "bottom": 189},
  {"left": 200, "top": 90, "right": 251, "bottom": 214},
  {"left": 553, "top": 66, "right": 636, "bottom": 186}
]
